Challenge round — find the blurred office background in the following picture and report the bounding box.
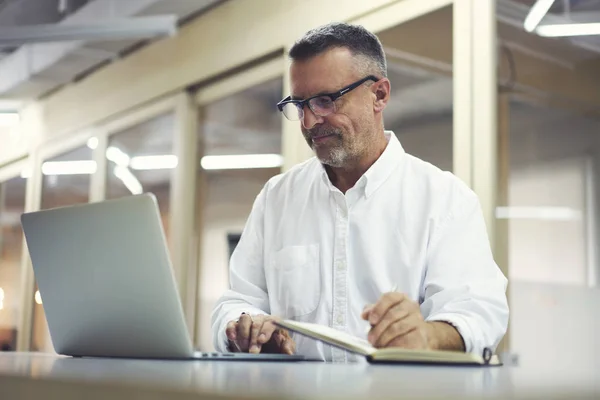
[0,0,598,365]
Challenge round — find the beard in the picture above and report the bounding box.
[302,126,349,167]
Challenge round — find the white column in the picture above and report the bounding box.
[192,109,207,348]
[471,0,499,246]
[16,152,42,351]
[89,129,107,203]
[496,93,510,279]
[453,0,499,247]
[497,92,511,353]
[453,0,474,188]
[587,155,599,288]
[454,0,509,353]
[170,92,199,340]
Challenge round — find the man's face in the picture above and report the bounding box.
[289,47,376,168]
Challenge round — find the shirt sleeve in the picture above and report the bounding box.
[210,185,271,352]
[420,187,509,355]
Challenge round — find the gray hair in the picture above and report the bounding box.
[289,22,387,78]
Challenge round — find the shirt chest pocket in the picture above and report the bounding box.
[267,244,321,319]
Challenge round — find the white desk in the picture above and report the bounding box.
[0,352,598,400]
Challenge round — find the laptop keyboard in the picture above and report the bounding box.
[193,351,234,358]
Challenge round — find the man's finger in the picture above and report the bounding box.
[376,315,420,348]
[361,304,374,320]
[226,320,241,352]
[273,329,295,355]
[248,317,265,354]
[368,304,410,345]
[256,320,278,345]
[281,338,295,355]
[225,320,238,342]
[368,292,406,325]
[236,313,253,352]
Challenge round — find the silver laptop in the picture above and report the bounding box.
[20,193,303,362]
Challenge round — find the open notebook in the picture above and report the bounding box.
[275,320,501,366]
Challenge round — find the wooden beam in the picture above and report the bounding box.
[171,92,199,338]
[496,93,511,354]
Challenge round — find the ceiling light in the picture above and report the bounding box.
[201,154,284,170]
[42,160,97,175]
[113,166,143,195]
[130,155,178,170]
[0,16,177,48]
[0,112,19,127]
[87,137,98,150]
[106,146,130,167]
[524,0,555,32]
[536,22,600,37]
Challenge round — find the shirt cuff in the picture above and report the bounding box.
[425,313,476,354]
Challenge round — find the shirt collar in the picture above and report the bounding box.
[319,130,405,197]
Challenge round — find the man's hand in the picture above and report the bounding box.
[361,292,465,351]
[225,314,296,355]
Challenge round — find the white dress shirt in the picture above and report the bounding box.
[211,131,509,362]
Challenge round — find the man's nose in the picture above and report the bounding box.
[301,106,324,130]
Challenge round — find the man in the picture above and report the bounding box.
[211,22,508,362]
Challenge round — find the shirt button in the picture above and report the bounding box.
[336,261,345,271]
[341,208,348,217]
[336,315,344,325]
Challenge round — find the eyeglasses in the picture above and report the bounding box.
[277,75,379,121]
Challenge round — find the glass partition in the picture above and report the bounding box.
[378,4,453,171]
[496,0,600,286]
[105,112,175,250]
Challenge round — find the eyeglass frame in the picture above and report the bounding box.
[276,75,380,120]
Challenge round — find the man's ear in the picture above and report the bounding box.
[373,78,391,113]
